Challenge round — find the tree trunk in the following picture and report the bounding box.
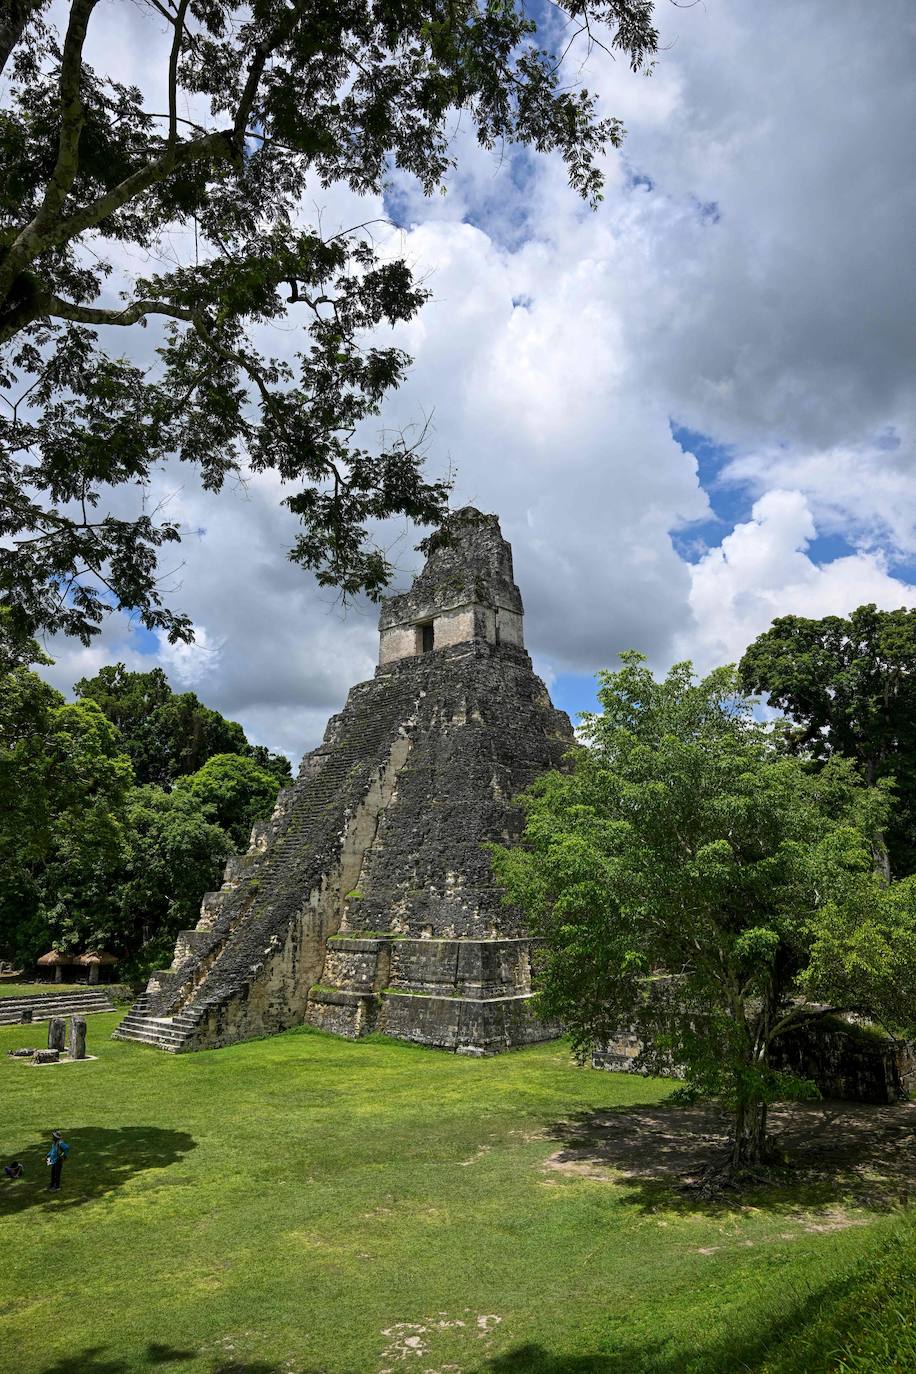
[0,0,42,77]
[730,1100,746,1169]
[731,1098,769,1168]
[747,1099,768,1164]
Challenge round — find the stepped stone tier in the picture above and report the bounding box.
[115,509,574,1054]
[0,989,115,1026]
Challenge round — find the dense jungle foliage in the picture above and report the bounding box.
[0,618,290,979]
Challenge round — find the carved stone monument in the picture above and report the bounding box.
[69,1016,87,1060]
[47,1017,66,1052]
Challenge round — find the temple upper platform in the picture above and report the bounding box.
[378,508,525,666]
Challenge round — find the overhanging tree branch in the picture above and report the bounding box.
[0,0,44,75]
[1,0,661,635]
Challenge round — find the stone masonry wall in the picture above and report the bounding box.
[126,507,573,1056]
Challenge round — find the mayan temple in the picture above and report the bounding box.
[115,508,573,1055]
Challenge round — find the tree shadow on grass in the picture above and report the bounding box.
[470,1248,901,1373]
[542,1099,916,1215]
[38,1258,896,1374]
[39,1350,350,1374]
[0,1126,196,1215]
[39,1347,195,1374]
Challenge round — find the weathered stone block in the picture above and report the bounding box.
[69,1016,87,1060]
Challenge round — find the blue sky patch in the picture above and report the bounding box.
[128,624,161,656]
[692,197,721,225]
[626,169,655,193]
[383,178,414,231]
[670,423,748,561]
[550,670,602,723]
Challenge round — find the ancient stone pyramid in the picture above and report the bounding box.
[115,508,573,1054]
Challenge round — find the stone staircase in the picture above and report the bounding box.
[0,989,115,1025]
[114,668,424,1052]
[112,996,204,1051]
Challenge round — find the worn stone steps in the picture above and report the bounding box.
[112,1018,189,1050]
[112,1000,204,1050]
[169,678,421,1026]
[0,990,115,1025]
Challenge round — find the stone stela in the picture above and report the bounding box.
[116,508,573,1055]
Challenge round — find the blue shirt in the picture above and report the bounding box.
[48,1141,69,1164]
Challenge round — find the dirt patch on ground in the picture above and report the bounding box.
[543,1100,916,1206]
[378,1311,502,1371]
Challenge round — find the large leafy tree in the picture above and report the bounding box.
[0,618,288,966]
[0,656,133,965]
[117,783,233,963]
[740,604,916,878]
[0,0,658,644]
[173,750,280,848]
[493,654,901,1172]
[75,662,291,784]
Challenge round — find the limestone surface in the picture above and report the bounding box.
[69,1016,87,1060]
[116,509,573,1054]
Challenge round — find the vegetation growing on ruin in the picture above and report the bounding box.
[2,1014,913,1374]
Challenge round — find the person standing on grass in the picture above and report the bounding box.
[46,1131,69,1192]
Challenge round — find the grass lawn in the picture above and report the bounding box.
[0,982,90,997]
[1,1013,912,1374]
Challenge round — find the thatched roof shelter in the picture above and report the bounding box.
[36,949,78,982]
[36,949,119,983]
[77,950,119,983]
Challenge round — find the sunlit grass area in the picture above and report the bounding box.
[1,1013,912,1374]
[0,982,91,997]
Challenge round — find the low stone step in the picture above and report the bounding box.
[117,1019,186,1038]
[113,1032,183,1052]
[115,1012,187,1034]
[0,995,115,1024]
[0,994,112,1010]
[118,1022,184,1037]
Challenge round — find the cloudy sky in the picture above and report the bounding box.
[34,1,916,760]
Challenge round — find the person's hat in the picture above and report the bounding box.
[51,1130,62,1140]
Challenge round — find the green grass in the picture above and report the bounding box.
[0,1014,911,1374]
[0,981,88,997]
[759,1217,916,1373]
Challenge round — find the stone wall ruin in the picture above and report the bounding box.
[116,509,573,1055]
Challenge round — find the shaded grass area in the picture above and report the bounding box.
[760,1217,916,1373]
[1,1013,912,1374]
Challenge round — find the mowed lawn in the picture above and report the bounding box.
[0,982,90,997]
[0,1014,909,1374]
